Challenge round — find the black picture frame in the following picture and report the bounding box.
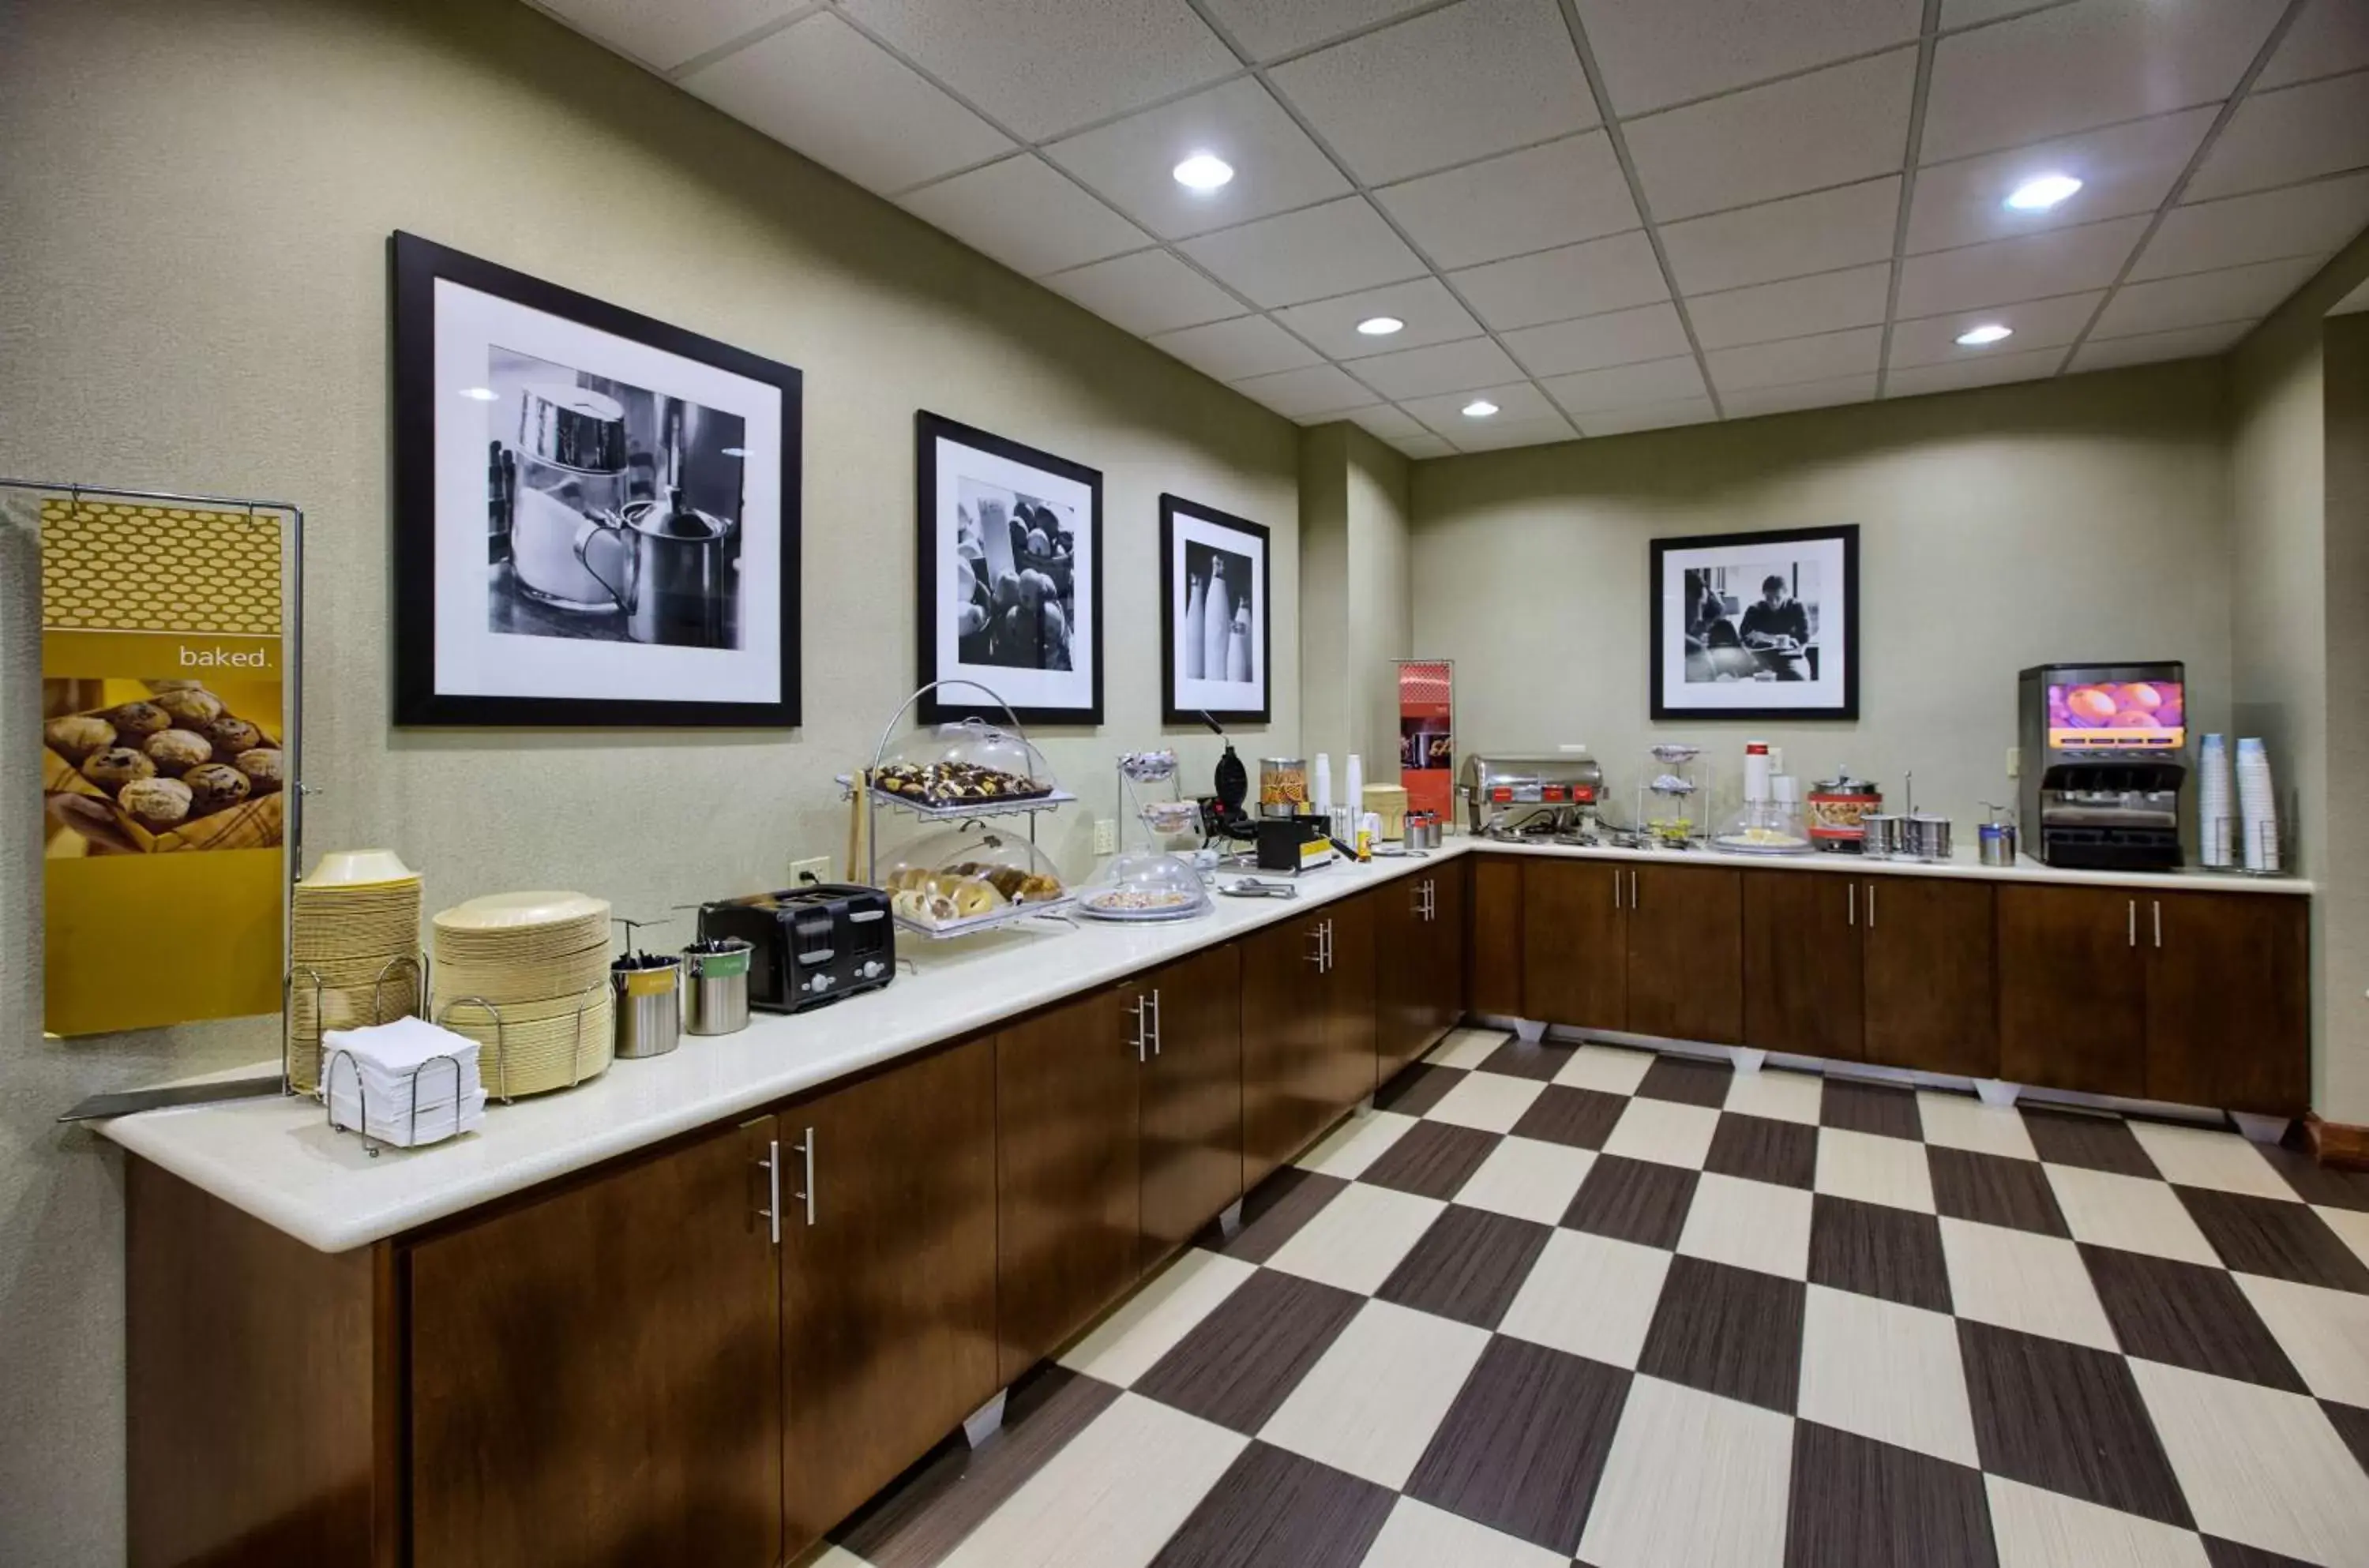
[391,230,803,727]
[915,411,1104,727]
[1650,523,1859,722]
[1159,493,1271,726]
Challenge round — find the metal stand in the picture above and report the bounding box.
[287,952,426,1095]
[324,1045,466,1158]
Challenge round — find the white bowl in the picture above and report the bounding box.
[303,849,420,887]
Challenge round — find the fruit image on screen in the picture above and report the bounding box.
[2048,680,2183,748]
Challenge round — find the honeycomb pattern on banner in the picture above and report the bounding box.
[39,498,283,633]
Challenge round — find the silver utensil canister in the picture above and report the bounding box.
[610,956,681,1059]
[1861,812,1906,858]
[1905,813,1953,862]
[682,940,752,1037]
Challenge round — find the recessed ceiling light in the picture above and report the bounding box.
[457,386,500,402]
[2004,173,2082,211]
[1357,316,1406,336]
[1172,152,1234,191]
[1462,399,1499,418]
[719,447,747,457]
[1956,324,2014,347]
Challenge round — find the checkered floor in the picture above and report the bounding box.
[820,1028,2369,1568]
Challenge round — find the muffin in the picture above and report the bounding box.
[81,747,157,792]
[203,715,263,758]
[43,714,116,764]
[182,763,251,815]
[118,776,193,831]
[233,747,283,795]
[143,729,214,776]
[152,687,224,730]
[106,701,171,740]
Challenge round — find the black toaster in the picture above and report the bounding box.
[696,883,895,1013]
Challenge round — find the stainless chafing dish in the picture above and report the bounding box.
[1457,751,1607,839]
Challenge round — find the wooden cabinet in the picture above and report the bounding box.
[1744,869,1864,1061]
[1132,943,1245,1266]
[1998,885,2153,1097]
[779,1037,998,1553]
[2146,891,2309,1114]
[1427,860,1470,1043]
[1469,854,1526,1015]
[1240,898,1376,1190]
[409,1118,783,1568]
[996,987,1140,1384]
[1628,864,1745,1046]
[1522,857,1625,1031]
[1327,889,1379,1108]
[1378,864,1469,1083]
[1864,876,1996,1078]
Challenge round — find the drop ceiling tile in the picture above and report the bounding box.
[681,15,1012,194]
[2183,73,2369,202]
[1376,133,1640,269]
[1894,214,2148,315]
[1198,0,1439,62]
[2069,319,2252,370]
[1395,433,1459,458]
[1043,77,1351,240]
[1272,278,1485,360]
[2089,254,2322,338]
[2134,173,2369,281]
[1402,381,1561,435]
[1342,403,1429,440]
[1721,373,1880,418]
[1454,416,1581,452]
[1688,264,1893,350]
[1922,0,2288,162]
[1231,362,1382,419]
[1271,0,1599,186]
[1624,50,1917,221]
[2258,0,2369,88]
[536,0,802,72]
[1503,301,1691,376]
[1150,315,1323,381]
[1886,344,2068,397]
[1707,326,1883,392]
[1887,291,2104,368]
[1575,0,1921,117]
[1181,197,1428,307]
[1576,397,1721,437]
[1351,336,1526,400]
[1940,0,2048,25]
[838,0,1238,141]
[1543,354,1710,413]
[1658,177,1902,294]
[1905,107,2217,253]
[1044,249,1246,336]
[899,156,1153,276]
[1447,231,1669,332]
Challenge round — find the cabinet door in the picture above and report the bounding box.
[1373,874,1432,1084]
[1864,877,1997,1078]
[1628,865,1744,1046]
[1523,858,1627,1030]
[1426,861,1470,1046]
[1998,885,2148,1096]
[1241,914,1332,1188]
[1326,891,1380,1112]
[2146,892,2310,1114]
[1138,943,1245,1264]
[997,987,1140,1384]
[781,1036,999,1553]
[411,1120,783,1568]
[1744,869,1864,1061]
[1468,854,1526,1015]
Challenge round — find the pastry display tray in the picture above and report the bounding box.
[892,895,1077,940]
[839,777,1077,820]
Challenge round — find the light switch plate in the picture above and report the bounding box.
[1093,817,1117,856]
[790,855,832,886]
[2005,746,2020,780]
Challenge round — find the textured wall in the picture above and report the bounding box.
[0,0,1298,1559]
[1299,426,1411,782]
[2323,314,2369,1123]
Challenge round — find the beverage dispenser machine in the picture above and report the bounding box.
[2017,662,2187,870]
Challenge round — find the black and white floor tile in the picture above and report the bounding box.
[820,1030,2369,1568]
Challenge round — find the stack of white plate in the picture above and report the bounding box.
[289,850,424,1094]
[430,891,615,1097]
[2236,738,2280,872]
[2198,734,2234,868]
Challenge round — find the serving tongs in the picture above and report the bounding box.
[1219,876,1300,899]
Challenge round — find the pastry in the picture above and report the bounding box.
[203,715,263,758]
[106,701,171,740]
[233,747,283,795]
[182,762,251,814]
[118,776,193,831]
[143,729,214,776]
[81,747,156,792]
[948,879,1005,918]
[152,688,224,729]
[43,714,115,764]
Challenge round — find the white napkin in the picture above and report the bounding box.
[321,1016,485,1146]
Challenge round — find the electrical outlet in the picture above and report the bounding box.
[1093,816,1117,856]
[2005,746,2021,781]
[790,854,832,886]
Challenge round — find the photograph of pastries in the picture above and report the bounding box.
[42,677,285,857]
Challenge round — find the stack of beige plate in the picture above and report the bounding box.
[429,891,614,1097]
[289,850,424,1093]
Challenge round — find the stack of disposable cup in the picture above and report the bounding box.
[2198,734,2233,868]
[2236,737,2279,872]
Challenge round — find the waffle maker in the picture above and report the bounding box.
[1196,712,1256,842]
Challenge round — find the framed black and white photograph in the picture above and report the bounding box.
[1650,524,1858,721]
[1160,494,1270,725]
[916,411,1102,726]
[392,231,802,726]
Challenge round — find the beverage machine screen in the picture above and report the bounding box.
[2046,678,2184,750]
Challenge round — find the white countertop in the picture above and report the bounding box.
[101,834,2309,1255]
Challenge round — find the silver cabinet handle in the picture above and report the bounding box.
[2127,898,2137,948]
[757,1138,782,1246]
[1308,921,1327,969]
[1324,918,1335,973]
[1151,987,1163,1056]
[792,1127,816,1226]
[1866,883,1875,928]
[1128,992,1147,1062]
[1848,883,1856,927]
[1612,868,1622,910]
[2153,900,2162,949]
[1629,869,1640,910]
